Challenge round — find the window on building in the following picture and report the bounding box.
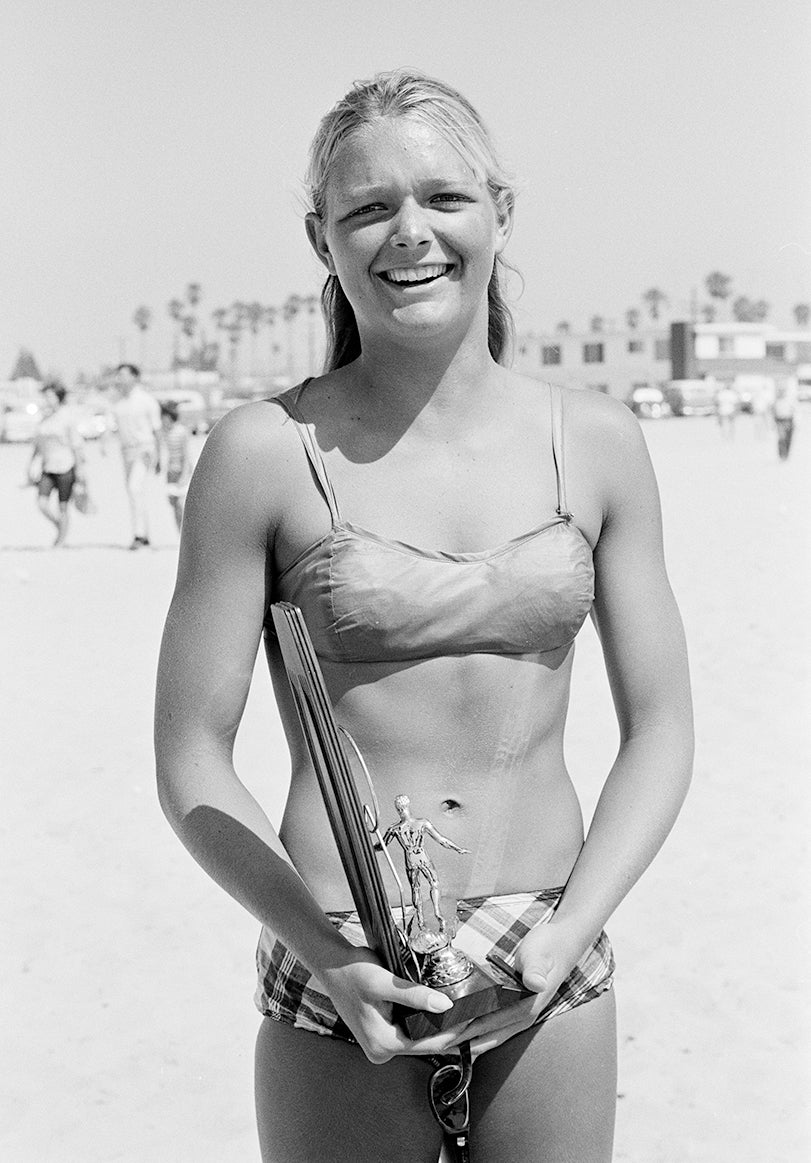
[583,342,604,364]
[718,336,734,355]
[631,381,650,391]
[765,343,785,359]
[654,338,670,360]
[541,345,562,365]
[628,339,645,354]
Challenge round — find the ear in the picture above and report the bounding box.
[305,212,337,275]
[493,198,514,256]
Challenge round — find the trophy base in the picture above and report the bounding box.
[396,962,531,1040]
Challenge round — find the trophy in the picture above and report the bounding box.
[270,602,529,1038]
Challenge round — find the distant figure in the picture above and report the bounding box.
[772,378,798,461]
[160,402,191,532]
[28,380,85,547]
[714,383,738,440]
[382,795,469,937]
[111,363,161,549]
[751,381,773,439]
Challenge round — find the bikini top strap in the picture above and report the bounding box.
[548,383,571,519]
[272,380,342,523]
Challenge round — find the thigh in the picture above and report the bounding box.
[55,470,75,503]
[125,453,147,488]
[254,1018,444,1163]
[38,473,55,499]
[470,988,617,1163]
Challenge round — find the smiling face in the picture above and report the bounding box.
[307,116,511,352]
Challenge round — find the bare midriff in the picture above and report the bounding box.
[266,640,585,912]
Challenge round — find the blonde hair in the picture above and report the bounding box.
[306,68,516,370]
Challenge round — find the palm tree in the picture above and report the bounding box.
[793,303,810,327]
[701,304,716,323]
[732,297,769,323]
[625,308,640,330]
[245,302,265,377]
[641,288,668,321]
[555,321,570,334]
[186,282,202,309]
[283,294,302,381]
[132,305,152,369]
[705,272,732,317]
[181,314,197,364]
[168,298,184,370]
[589,315,604,333]
[264,306,280,376]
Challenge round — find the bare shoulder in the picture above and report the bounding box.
[560,385,653,492]
[191,398,303,499]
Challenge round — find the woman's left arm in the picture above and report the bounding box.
[550,402,694,940]
[458,402,693,1057]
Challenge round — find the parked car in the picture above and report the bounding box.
[1,401,41,442]
[796,364,811,403]
[662,379,716,417]
[151,388,208,434]
[626,386,671,419]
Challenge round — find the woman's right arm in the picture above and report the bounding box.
[154,404,451,1059]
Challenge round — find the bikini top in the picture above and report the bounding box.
[268,381,594,662]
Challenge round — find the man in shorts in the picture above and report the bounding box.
[111,363,161,549]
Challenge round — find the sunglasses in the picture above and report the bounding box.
[427,1042,472,1161]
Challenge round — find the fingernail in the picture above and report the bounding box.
[429,995,453,1012]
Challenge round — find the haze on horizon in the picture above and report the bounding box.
[1,0,809,380]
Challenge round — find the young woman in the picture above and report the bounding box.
[29,380,85,547]
[155,70,693,1162]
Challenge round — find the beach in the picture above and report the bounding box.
[2,411,809,1162]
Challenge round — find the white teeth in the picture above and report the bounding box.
[383,264,450,283]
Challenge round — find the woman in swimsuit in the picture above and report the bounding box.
[155,70,693,1162]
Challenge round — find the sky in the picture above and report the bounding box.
[1,0,809,379]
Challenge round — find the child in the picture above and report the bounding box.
[159,403,191,531]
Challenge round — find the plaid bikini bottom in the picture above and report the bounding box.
[255,887,614,1043]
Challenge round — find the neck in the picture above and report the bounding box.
[351,328,502,433]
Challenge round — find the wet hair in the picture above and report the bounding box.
[160,402,180,422]
[115,363,140,378]
[42,379,68,404]
[306,68,516,371]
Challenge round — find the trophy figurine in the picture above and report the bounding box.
[381,795,473,987]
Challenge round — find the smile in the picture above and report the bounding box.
[379,264,453,285]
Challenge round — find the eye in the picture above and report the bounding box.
[345,202,387,219]
[430,192,472,207]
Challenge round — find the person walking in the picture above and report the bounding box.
[772,377,798,460]
[714,382,738,440]
[28,380,85,547]
[159,402,191,532]
[155,69,693,1162]
[111,363,161,548]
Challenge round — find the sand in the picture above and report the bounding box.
[2,411,809,1162]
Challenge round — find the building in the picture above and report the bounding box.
[515,319,811,400]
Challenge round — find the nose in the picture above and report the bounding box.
[390,199,431,249]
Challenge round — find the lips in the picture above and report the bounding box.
[379,263,453,285]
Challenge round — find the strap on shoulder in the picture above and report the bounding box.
[270,381,341,523]
[548,383,571,519]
